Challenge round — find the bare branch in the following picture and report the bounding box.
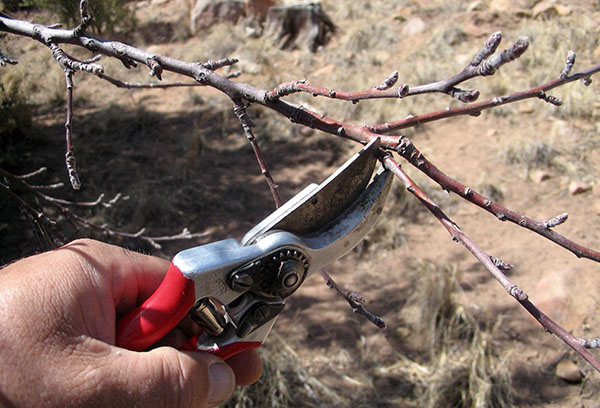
[63,69,81,190]
[380,153,600,373]
[319,269,386,329]
[369,60,600,133]
[232,99,282,208]
[394,137,600,262]
[73,0,93,36]
[0,168,206,249]
[0,49,17,66]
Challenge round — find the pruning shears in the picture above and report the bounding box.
[116,138,392,359]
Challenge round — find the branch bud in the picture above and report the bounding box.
[543,213,568,229]
[471,31,502,66]
[375,70,398,90]
[559,50,576,79]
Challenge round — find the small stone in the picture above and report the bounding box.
[531,169,550,183]
[532,2,572,18]
[518,103,535,114]
[467,0,487,12]
[489,0,512,12]
[401,17,426,36]
[300,127,314,137]
[569,181,592,195]
[555,359,582,383]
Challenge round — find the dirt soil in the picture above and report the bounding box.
[2,0,600,406]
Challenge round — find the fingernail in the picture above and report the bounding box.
[208,363,234,406]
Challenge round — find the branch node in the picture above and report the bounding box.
[202,58,239,71]
[471,31,502,66]
[74,0,93,36]
[490,256,513,271]
[583,77,592,86]
[147,56,163,80]
[544,213,568,229]
[509,285,528,301]
[0,51,18,66]
[452,88,480,103]
[559,50,576,79]
[337,126,346,136]
[538,91,562,106]
[348,292,367,305]
[375,70,398,90]
[65,151,81,190]
[584,338,600,349]
[397,83,409,97]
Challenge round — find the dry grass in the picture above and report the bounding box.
[499,136,560,176]
[223,338,345,408]
[224,260,512,407]
[379,260,513,408]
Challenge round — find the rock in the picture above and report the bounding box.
[532,1,572,19]
[243,0,276,21]
[569,181,592,195]
[518,103,535,114]
[555,359,582,383]
[264,2,335,52]
[401,17,426,36]
[190,0,245,33]
[467,0,487,12]
[489,0,513,12]
[531,169,551,183]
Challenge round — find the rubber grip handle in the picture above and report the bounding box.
[116,263,196,351]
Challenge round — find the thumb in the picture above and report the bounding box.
[107,347,236,408]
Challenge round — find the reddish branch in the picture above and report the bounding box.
[232,99,282,208]
[393,136,600,262]
[2,6,600,374]
[319,269,385,328]
[379,153,600,373]
[265,33,526,104]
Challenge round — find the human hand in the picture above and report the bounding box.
[0,239,262,407]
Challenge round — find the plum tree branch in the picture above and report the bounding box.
[2,5,600,376]
[0,168,207,249]
[379,153,600,373]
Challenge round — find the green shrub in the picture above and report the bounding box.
[3,0,135,34]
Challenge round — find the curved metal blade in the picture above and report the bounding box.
[242,138,381,246]
[302,167,392,274]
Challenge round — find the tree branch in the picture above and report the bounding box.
[379,153,600,373]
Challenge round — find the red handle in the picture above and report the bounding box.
[116,263,196,351]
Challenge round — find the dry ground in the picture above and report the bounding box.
[1,0,600,406]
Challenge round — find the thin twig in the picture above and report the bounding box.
[0,168,207,249]
[232,98,282,208]
[393,136,600,262]
[63,69,81,190]
[380,153,600,373]
[319,269,386,328]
